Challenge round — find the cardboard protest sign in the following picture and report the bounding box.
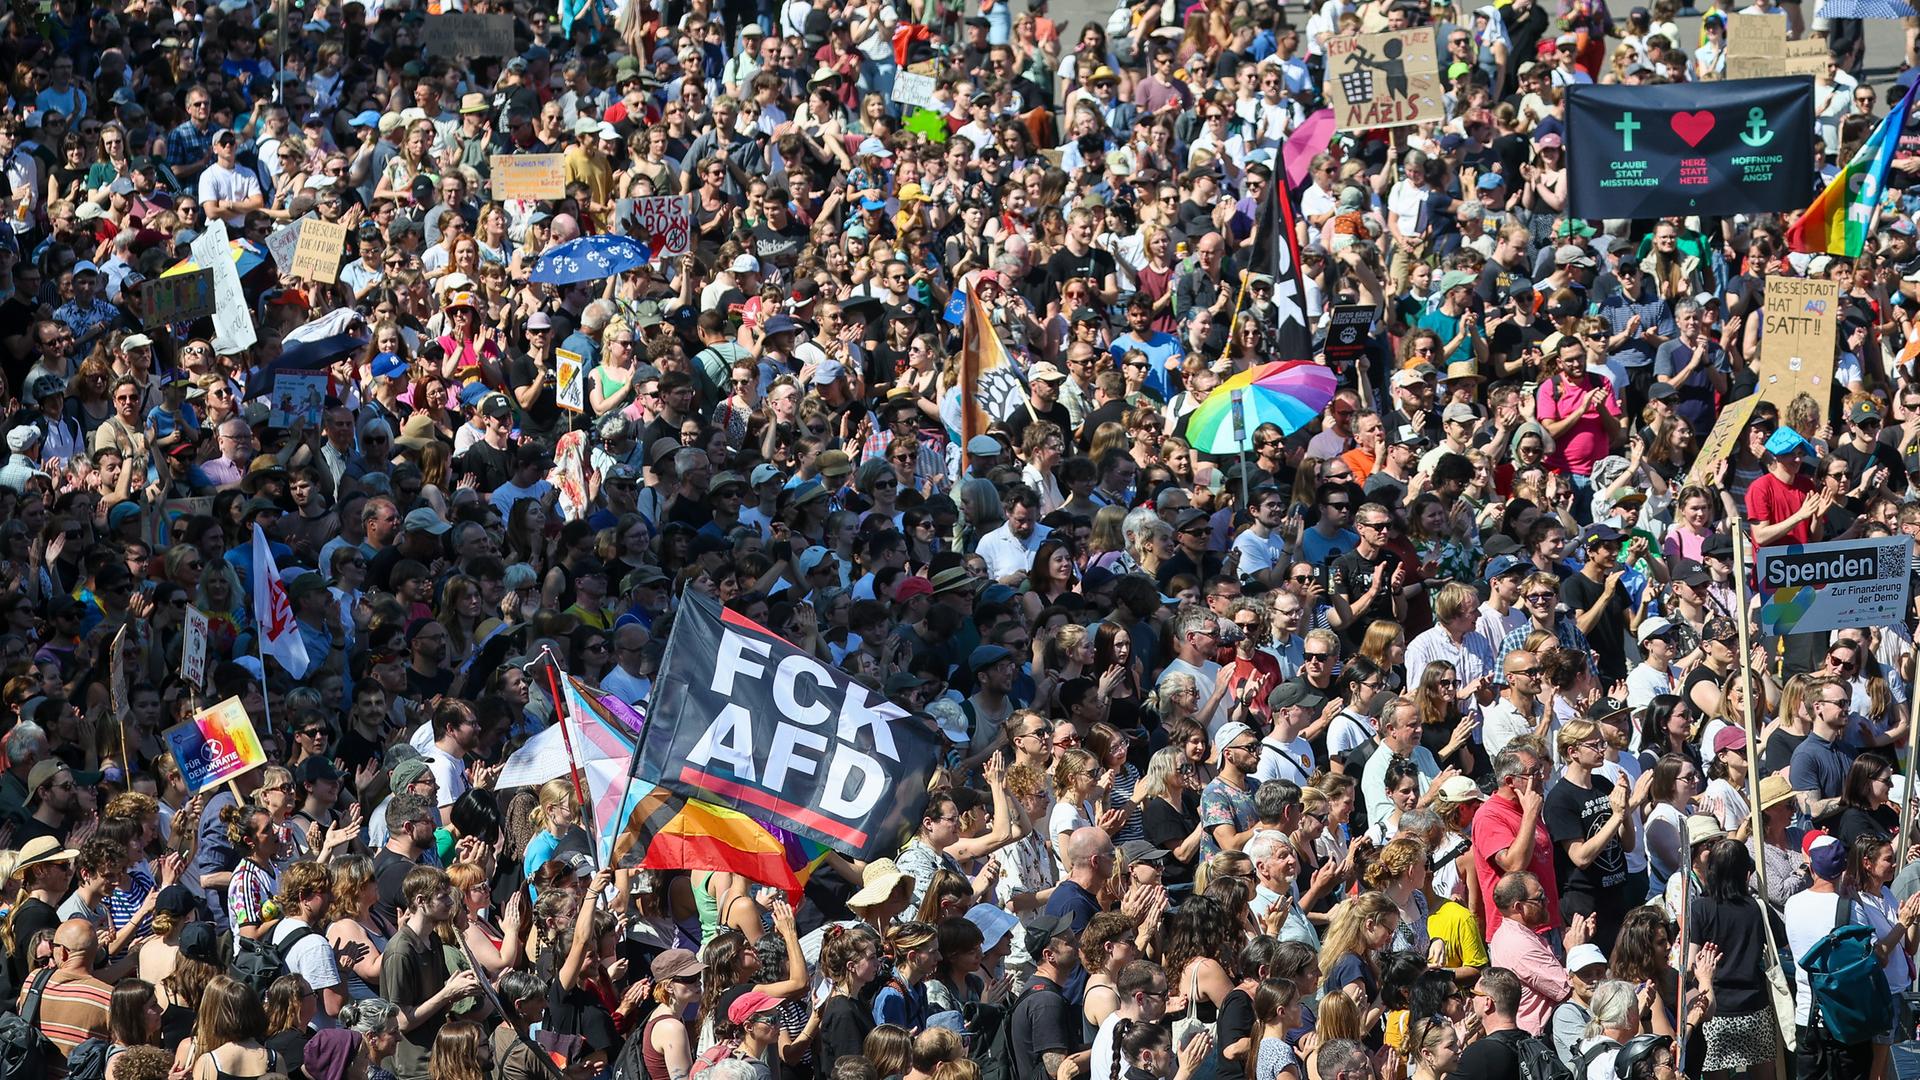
[555,348,585,412]
[290,218,347,284]
[1565,78,1812,219]
[265,214,309,275]
[1756,535,1912,637]
[423,13,515,57]
[164,696,267,793]
[1324,306,1376,366]
[181,606,209,689]
[1756,275,1840,407]
[1685,393,1763,487]
[616,196,691,259]
[637,591,944,858]
[1726,13,1785,58]
[1324,29,1443,132]
[128,269,215,328]
[492,154,567,200]
[892,70,939,111]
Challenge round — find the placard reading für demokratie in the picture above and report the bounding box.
[636,591,942,860]
[1755,535,1912,638]
[1566,78,1812,220]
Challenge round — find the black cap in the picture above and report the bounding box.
[154,885,195,917]
[297,757,342,785]
[179,921,219,964]
[1021,912,1075,957]
[1701,533,1734,558]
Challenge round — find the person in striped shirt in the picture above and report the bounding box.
[15,919,111,1062]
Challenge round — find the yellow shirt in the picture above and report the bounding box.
[564,145,613,206]
[1428,898,1490,969]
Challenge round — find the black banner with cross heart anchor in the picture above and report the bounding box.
[1565,77,1814,221]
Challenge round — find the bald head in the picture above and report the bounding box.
[1067,826,1114,870]
[53,919,94,968]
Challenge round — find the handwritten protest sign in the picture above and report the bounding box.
[265,214,309,275]
[1324,29,1442,132]
[181,606,209,689]
[164,696,267,794]
[616,196,691,259]
[892,70,939,111]
[492,154,566,200]
[190,222,256,354]
[423,13,515,57]
[1686,394,1763,487]
[1757,275,1839,407]
[291,218,347,283]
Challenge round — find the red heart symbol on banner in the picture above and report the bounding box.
[1670,111,1715,148]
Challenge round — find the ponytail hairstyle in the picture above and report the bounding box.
[1406,1013,1457,1068]
[1249,976,1300,1079]
[529,779,575,832]
[820,923,881,994]
[1110,1019,1172,1080]
[222,802,272,850]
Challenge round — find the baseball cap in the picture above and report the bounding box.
[479,393,514,419]
[1484,554,1525,582]
[1764,427,1811,456]
[403,508,451,535]
[1021,912,1075,957]
[1712,727,1747,755]
[1635,616,1674,644]
[750,464,783,486]
[1566,943,1608,974]
[1583,523,1623,545]
[1214,721,1255,764]
[1554,244,1596,268]
[969,644,1014,671]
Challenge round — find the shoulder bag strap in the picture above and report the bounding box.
[20,967,53,1029]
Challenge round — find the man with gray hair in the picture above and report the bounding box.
[1652,295,1728,439]
[1158,604,1227,736]
[0,721,47,821]
[1472,740,1556,938]
[1315,1039,1373,1080]
[561,298,615,377]
[1359,695,1449,825]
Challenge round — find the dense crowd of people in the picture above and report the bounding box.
[0,0,1919,1079]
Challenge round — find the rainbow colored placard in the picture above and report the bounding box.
[163,696,268,794]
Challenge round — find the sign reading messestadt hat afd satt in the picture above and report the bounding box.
[636,591,944,860]
[1755,535,1913,638]
[1565,78,1813,220]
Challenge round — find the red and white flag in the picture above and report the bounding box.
[251,523,311,677]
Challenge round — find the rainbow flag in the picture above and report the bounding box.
[611,779,802,892]
[1788,77,1920,257]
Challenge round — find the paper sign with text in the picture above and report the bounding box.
[291,219,348,284]
[165,696,267,794]
[1757,275,1840,407]
[616,196,691,260]
[892,71,939,111]
[181,606,209,689]
[190,221,257,354]
[1324,29,1443,132]
[423,13,515,57]
[1685,394,1763,487]
[492,154,567,200]
[129,269,216,328]
[265,214,309,276]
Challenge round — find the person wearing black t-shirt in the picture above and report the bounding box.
[453,394,516,492]
[1545,721,1633,954]
[1045,213,1120,302]
[506,313,562,438]
[1451,968,1528,1080]
[1832,397,1908,498]
[1004,363,1075,451]
[1560,525,1633,681]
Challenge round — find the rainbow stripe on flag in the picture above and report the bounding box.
[1788,77,1920,257]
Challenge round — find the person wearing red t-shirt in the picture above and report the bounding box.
[1746,426,1828,546]
[1472,740,1560,936]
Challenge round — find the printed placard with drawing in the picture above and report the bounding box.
[1324,29,1442,132]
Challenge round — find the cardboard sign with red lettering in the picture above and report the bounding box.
[1325,29,1443,132]
[616,197,691,260]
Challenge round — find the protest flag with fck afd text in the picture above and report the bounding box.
[635,591,943,860]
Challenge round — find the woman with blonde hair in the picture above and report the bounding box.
[1048,749,1107,866]
[523,778,585,885]
[325,855,386,1000]
[1357,621,1408,692]
[3,841,74,982]
[183,975,277,1080]
[427,1020,491,1080]
[1084,504,1130,570]
[1317,892,1400,1031]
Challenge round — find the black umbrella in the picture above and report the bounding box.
[249,333,368,399]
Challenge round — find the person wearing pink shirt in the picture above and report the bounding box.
[1472,742,1559,937]
[1488,869,1593,1035]
[1661,485,1718,563]
[1536,334,1624,482]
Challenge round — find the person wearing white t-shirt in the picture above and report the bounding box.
[1232,488,1293,588]
[272,861,348,1022]
[421,700,482,817]
[1325,656,1389,762]
[197,129,265,228]
[1624,617,1682,711]
[1482,651,1552,761]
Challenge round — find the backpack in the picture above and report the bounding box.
[1490,1028,1575,1080]
[64,1038,114,1080]
[1802,893,1895,1045]
[229,925,318,996]
[687,1041,741,1080]
[974,988,1030,1080]
[0,969,60,1080]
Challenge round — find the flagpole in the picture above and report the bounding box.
[1223,268,1254,358]
[539,646,594,858]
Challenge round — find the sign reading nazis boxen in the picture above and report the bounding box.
[1755,535,1913,638]
[636,591,943,859]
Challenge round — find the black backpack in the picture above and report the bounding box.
[1490,1028,1575,1080]
[973,988,1030,1080]
[64,1038,114,1080]
[0,969,61,1080]
[229,925,318,996]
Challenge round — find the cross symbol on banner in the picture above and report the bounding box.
[1615,112,1641,152]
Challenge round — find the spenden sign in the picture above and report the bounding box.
[1755,535,1912,638]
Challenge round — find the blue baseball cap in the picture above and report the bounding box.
[1484,554,1525,582]
[1764,427,1811,457]
[1476,172,1507,191]
[371,352,409,380]
[348,110,383,128]
[969,645,1013,672]
[456,381,491,408]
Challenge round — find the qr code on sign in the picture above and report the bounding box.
[1339,70,1376,104]
[1879,544,1905,581]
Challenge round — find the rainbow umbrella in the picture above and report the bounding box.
[1184,360,1338,455]
[164,239,268,279]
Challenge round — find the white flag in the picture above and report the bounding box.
[251,523,311,677]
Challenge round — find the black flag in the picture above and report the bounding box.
[1247,176,1313,363]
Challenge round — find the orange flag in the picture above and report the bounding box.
[959,287,1025,469]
